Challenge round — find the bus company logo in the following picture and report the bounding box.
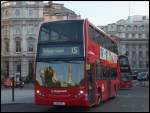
[100,46,118,64]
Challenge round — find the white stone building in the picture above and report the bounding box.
[98,15,149,72]
[1,1,43,81]
[1,1,82,82]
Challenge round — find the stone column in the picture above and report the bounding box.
[21,58,28,80]
[136,44,139,70]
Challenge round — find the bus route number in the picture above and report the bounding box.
[71,47,79,55]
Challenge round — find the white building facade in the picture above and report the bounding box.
[99,15,149,72]
[1,1,43,81]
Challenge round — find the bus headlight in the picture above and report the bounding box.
[36,90,45,97]
[36,90,40,94]
[80,90,84,94]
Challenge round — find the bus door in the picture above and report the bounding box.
[106,68,111,98]
[87,64,96,104]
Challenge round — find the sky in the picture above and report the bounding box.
[52,1,149,26]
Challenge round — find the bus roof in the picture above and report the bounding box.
[41,19,85,24]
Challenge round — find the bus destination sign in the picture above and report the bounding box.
[40,46,80,57]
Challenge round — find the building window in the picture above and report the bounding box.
[16,27,21,34]
[140,25,144,31]
[5,10,9,16]
[29,9,33,16]
[27,26,34,34]
[126,25,131,31]
[26,1,35,5]
[28,42,34,52]
[143,16,146,20]
[16,40,21,52]
[5,40,9,52]
[15,9,20,16]
[134,25,137,31]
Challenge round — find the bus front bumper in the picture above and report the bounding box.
[35,94,90,107]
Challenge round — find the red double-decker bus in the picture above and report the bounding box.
[34,19,120,107]
[118,55,132,89]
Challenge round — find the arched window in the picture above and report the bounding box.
[126,25,131,31]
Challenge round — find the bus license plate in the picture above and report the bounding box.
[53,102,65,105]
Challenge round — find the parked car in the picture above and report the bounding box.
[137,72,148,81]
[3,78,12,88]
[132,71,139,80]
[3,77,24,88]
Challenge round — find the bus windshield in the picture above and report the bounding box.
[36,61,84,88]
[39,20,84,42]
[37,20,84,59]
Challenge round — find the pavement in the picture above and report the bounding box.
[1,83,34,104]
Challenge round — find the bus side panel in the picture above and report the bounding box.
[110,79,119,97]
[99,80,109,101]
